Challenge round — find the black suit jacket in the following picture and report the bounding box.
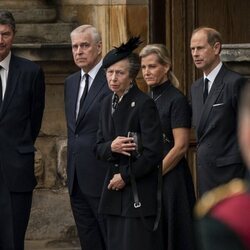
[64,67,111,197]
[191,64,246,194]
[0,54,45,192]
[96,84,163,217]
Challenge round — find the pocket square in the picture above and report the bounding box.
[213,103,224,107]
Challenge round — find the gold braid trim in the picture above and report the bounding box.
[195,178,248,219]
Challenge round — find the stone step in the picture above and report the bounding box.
[15,23,76,43]
[0,0,53,8]
[25,240,80,250]
[6,8,57,23]
[12,43,73,62]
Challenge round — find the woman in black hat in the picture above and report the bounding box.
[95,37,164,250]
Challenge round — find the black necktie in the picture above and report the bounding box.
[79,73,89,111]
[0,66,2,107]
[203,78,209,103]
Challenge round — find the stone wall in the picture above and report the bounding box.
[55,0,149,90]
[221,44,250,78]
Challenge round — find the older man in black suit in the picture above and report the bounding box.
[190,27,246,196]
[0,11,45,250]
[64,25,110,250]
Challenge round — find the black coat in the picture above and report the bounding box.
[64,67,111,197]
[191,64,246,195]
[0,54,45,192]
[96,84,163,217]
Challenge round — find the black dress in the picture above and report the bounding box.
[151,80,196,250]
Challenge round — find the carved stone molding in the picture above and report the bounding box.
[221,44,250,77]
[221,44,250,62]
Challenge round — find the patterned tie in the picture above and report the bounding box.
[112,93,119,111]
[203,78,209,103]
[79,73,89,111]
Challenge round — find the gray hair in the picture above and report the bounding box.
[0,10,16,32]
[70,24,101,43]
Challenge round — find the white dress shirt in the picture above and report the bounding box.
[75,59,103,117]
[204,61,222,93]
[0,52,11,100]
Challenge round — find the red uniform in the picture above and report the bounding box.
[194,178,250,250]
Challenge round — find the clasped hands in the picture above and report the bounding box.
[108,173,125,191]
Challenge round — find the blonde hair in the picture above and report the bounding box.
[139,44,179,88]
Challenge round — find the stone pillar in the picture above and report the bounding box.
[54,0,148,51]
[55,0,149,90]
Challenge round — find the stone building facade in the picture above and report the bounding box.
[1,0,250,247]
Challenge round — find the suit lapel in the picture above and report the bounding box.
[76,68,106,126]
[67,72,81,130]
[193,79,204,130]
[197,66,226,139]
[107,97,116,137]
[0,55,20,118]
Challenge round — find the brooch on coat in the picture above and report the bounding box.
[131,101,136,107]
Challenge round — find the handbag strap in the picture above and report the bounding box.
[129,157,162,232]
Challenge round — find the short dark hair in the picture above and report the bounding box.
[0,10,16,32]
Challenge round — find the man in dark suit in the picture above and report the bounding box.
[193,82,250,250]
[0,11,45,250]
[190,27,246,196]
[64,25,110,250]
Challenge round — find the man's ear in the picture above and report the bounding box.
[213,42,221,55]
[97,41,102,55]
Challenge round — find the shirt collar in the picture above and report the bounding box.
[204,61,222,83]
[0,51,11,71]
[81,59,103,80]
